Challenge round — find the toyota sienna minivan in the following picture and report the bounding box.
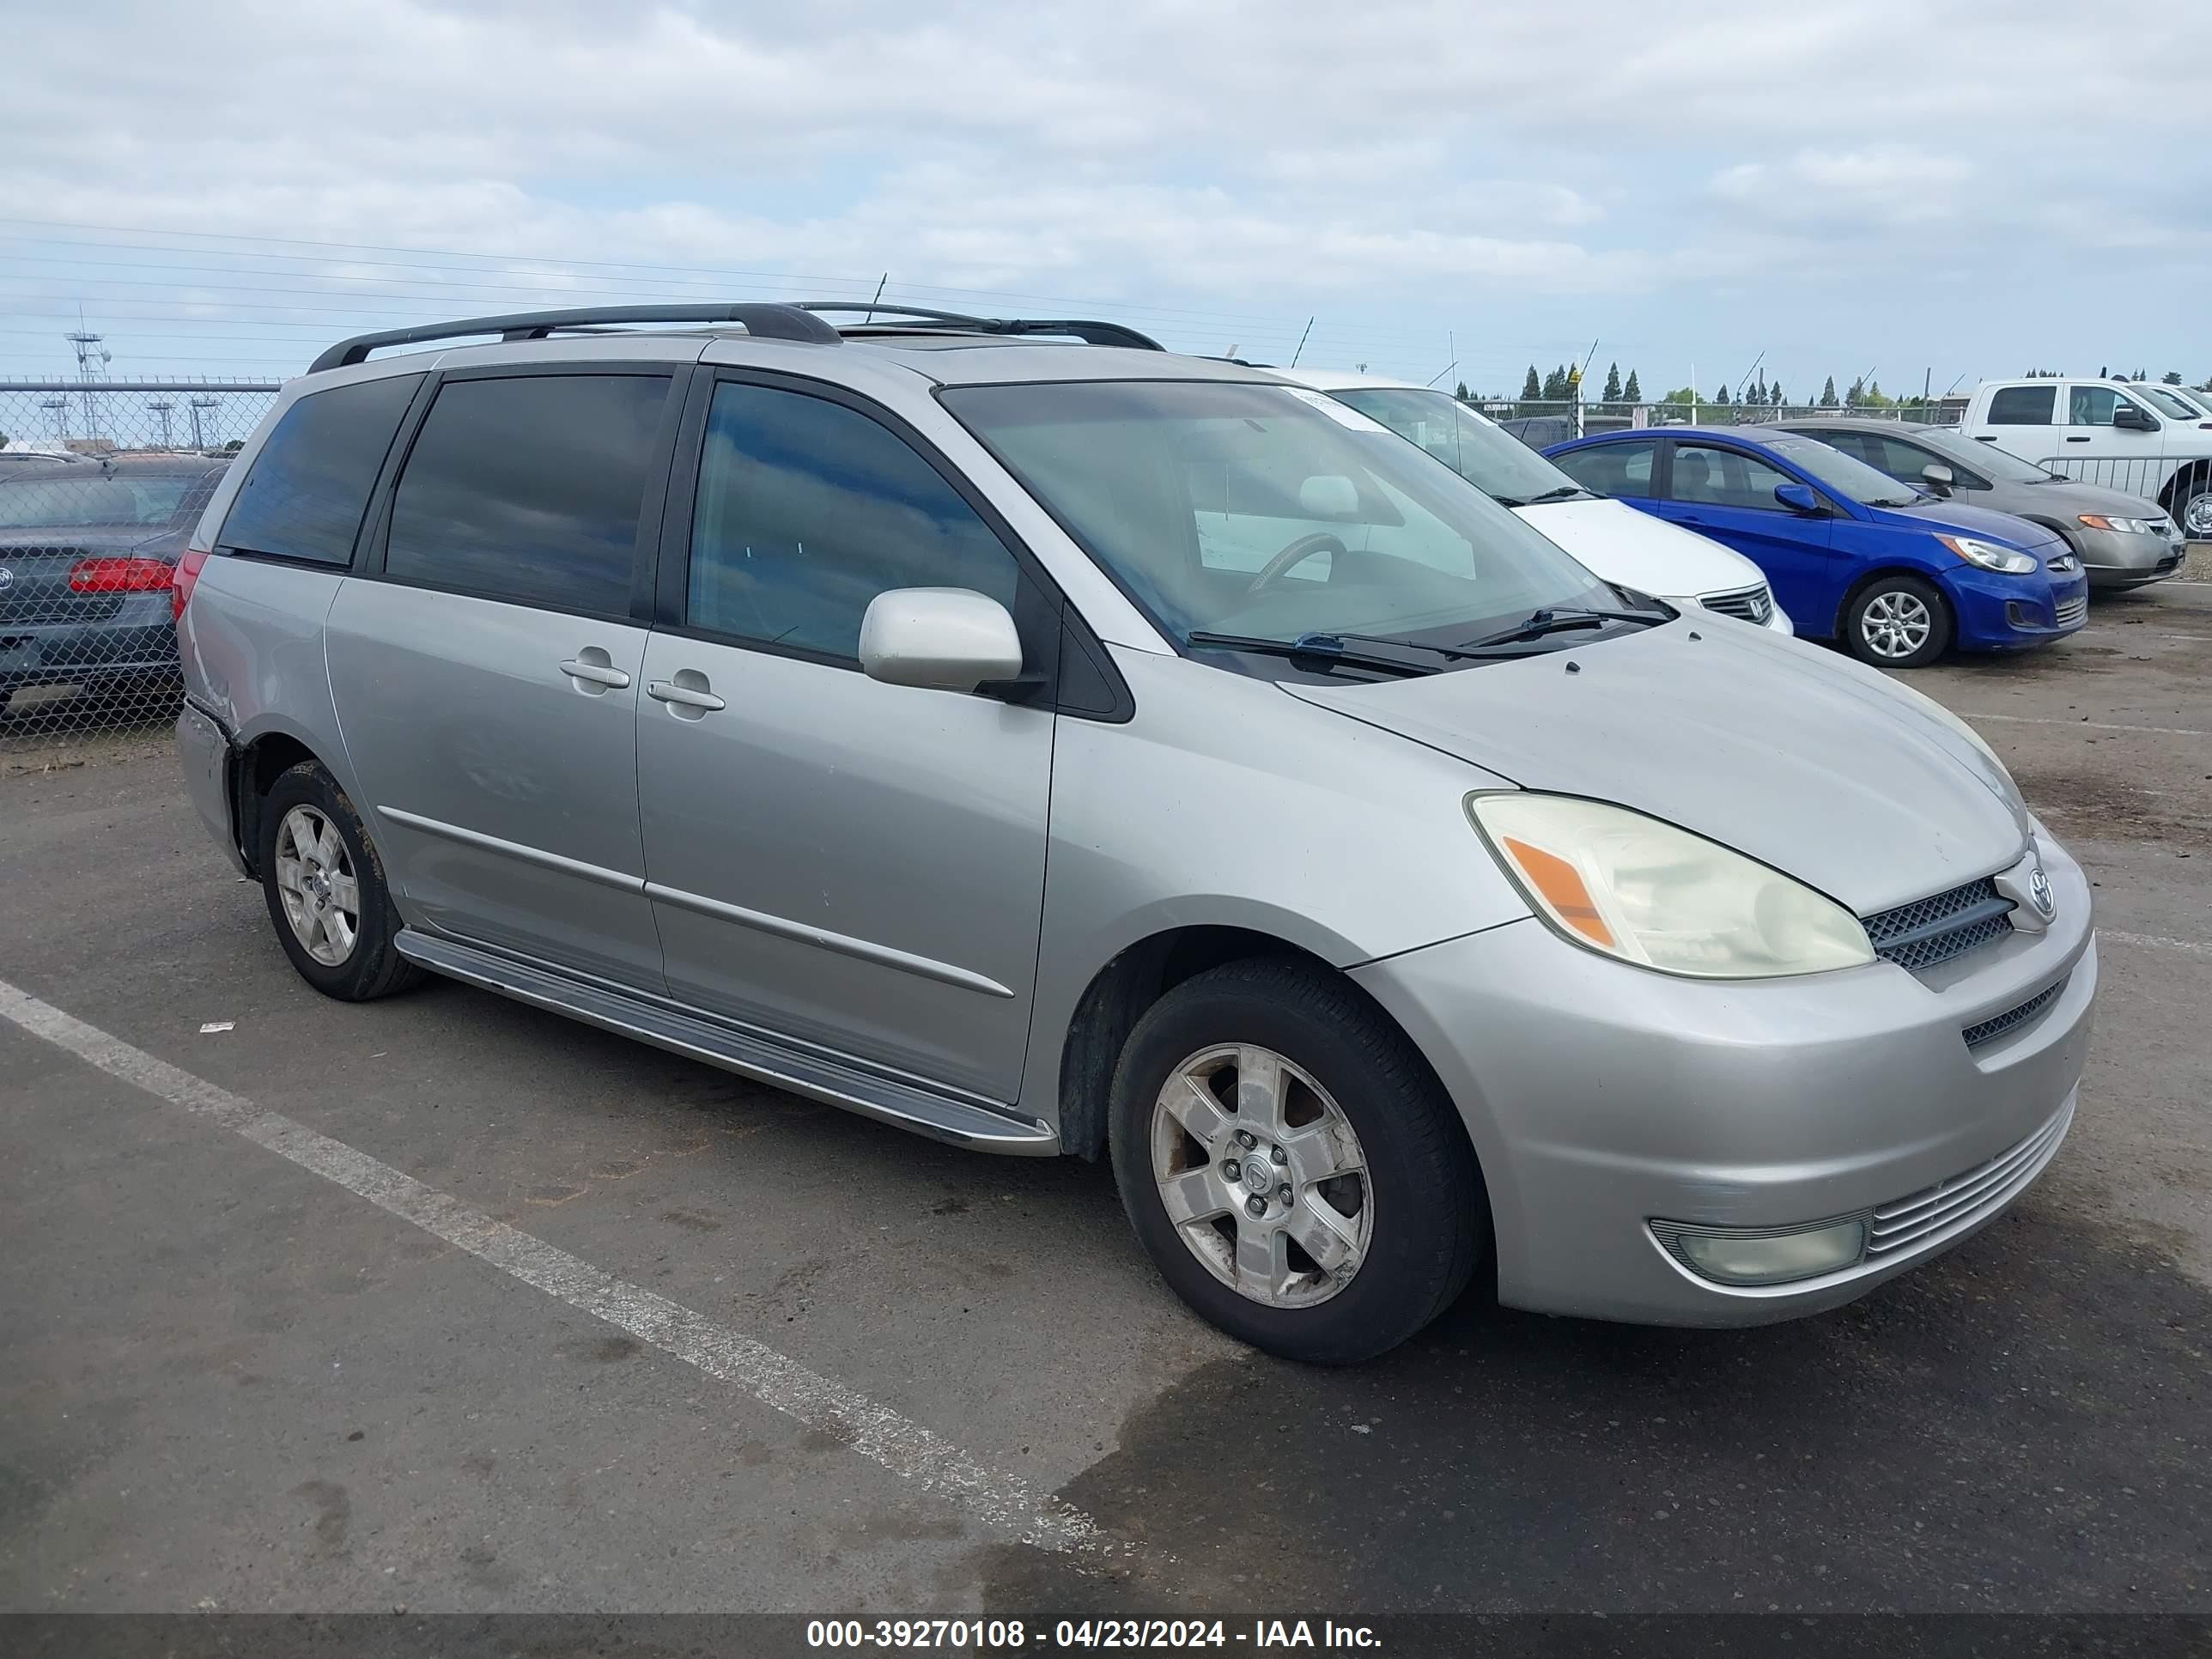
[174,301,2096,1363]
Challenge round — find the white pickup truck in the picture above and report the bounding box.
[1954,377,2212,540]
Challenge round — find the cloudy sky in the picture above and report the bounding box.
[3,0,2207,397]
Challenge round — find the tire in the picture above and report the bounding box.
[256,760,423,1001]
[1844,573,1952,669]
[1108,957,1486,1364]
[2171,474,2212,542]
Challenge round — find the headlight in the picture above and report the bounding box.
[1467,793,1875,979]
[1937,533,2038,574]
[2076,514,2157,535]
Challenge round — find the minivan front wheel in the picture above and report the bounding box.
[258,762,422,1001]
[1845,574,1951,668]
[1109,959,1486,1364]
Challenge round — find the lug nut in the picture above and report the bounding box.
[1223,1158,1242,1182]
[1278,1184,1293,1205]
[1236,1129,1257,1150]
[1245,1195,1267,1218]
[1269,1144,1287,1165]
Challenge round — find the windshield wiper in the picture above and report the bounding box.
[1455,606,1668,651]
[1521,485,1592,504]
[1184,630,1437,678]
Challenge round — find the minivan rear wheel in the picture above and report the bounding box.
[257,761,422,1001]
[1844,574,1951,669]
[1109,958,1486,1364]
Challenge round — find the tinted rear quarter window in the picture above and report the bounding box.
[218,374,424,564]
[385,374,670,616]
[1985,385,2055,426]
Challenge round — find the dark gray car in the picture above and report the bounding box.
[0,452,229,716]
[1767,417,2185,591]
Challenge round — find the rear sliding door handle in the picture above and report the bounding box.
[560,656,631,689]
[647,678,726,713]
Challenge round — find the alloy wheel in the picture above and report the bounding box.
[274,805,361,967]
[1861,590,1933,660]
[1149,1043,1372,1308]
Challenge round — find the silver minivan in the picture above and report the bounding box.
[175,302,2096,1363]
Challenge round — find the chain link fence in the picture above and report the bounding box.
[1,380,276,756]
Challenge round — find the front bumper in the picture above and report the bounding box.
[1352,826,2095,1327]
[2077,526,2186,589]
[1947,565,2089,649]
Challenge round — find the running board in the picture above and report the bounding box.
[395,928,1059,1155]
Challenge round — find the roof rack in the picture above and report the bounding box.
[307,302,843,373]
[797,302,1164,352]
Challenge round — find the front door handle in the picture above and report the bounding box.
[560,653,631,690]
[2064,435,2091,443]
[647,678,726,713]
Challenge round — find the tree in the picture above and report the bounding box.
[1844,375,1866,407]
[1622,369,1641,402]
[1601,362,1622,403]
[1455,380,1470,402]
[1657,385,1698,410]
[1713,383,1731,406]
[2163,370,2184,385]
[1819,376,1838,408]
[1770,381,1786,407]
[1541,364,1570,399]
[1521,365,1541,399]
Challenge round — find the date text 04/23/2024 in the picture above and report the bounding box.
[805,1619,1382,1649]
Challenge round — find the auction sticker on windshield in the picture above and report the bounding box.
[1279,386,1392,432]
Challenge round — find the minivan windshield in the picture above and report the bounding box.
[943,380,1623,658]
[1327,386,1592,507]
[1757,433,1923,508]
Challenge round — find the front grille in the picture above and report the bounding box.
[1963,977,2067,1048]
[1699,583,1774,625]
[1866,1104,2071,1258]
[2054,594,2087,629]
[1863,877,2015,972]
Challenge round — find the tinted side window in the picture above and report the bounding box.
[1672,444,1792,511]
[2066,386,2124,427]
[218,374,423,564]
[385,374,667,615]
[686,383,1020,660]
[1551,440,1656,496]
[1986,385,2055,426]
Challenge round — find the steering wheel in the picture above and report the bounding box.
[1246,532,1349,597]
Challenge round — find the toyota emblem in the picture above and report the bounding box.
[2028,865,2055,920]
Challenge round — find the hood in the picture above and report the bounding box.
[1990,477,2179,524]
[1514,497,1768,599]
[1284,617,2027,916]
[1876,498,2069,556]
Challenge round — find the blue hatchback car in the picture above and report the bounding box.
[1545,427,2087,667]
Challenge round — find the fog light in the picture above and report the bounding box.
[1650,1217,1868,1286]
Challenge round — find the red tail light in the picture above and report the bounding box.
[170,549,210,623]
[70,556,177,594]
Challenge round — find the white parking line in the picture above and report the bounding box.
[0,977,1109,1559]
[1960,712,2209,738]
[2105,930,2212,958]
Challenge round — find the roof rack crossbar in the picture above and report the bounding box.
[307,302,842,373]
[794,302,1164,352]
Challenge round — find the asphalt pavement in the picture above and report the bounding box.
[2,583,2207,1628]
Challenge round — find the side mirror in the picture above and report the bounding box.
[1773,482,1825,514]
[859,587,1023,694]
[2112,403,2160,432]
[1298,474,1361,519]
[1921,461,1955,494]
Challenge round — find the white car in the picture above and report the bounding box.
[1954,376,2212,540]
[1273,369,1794,634]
